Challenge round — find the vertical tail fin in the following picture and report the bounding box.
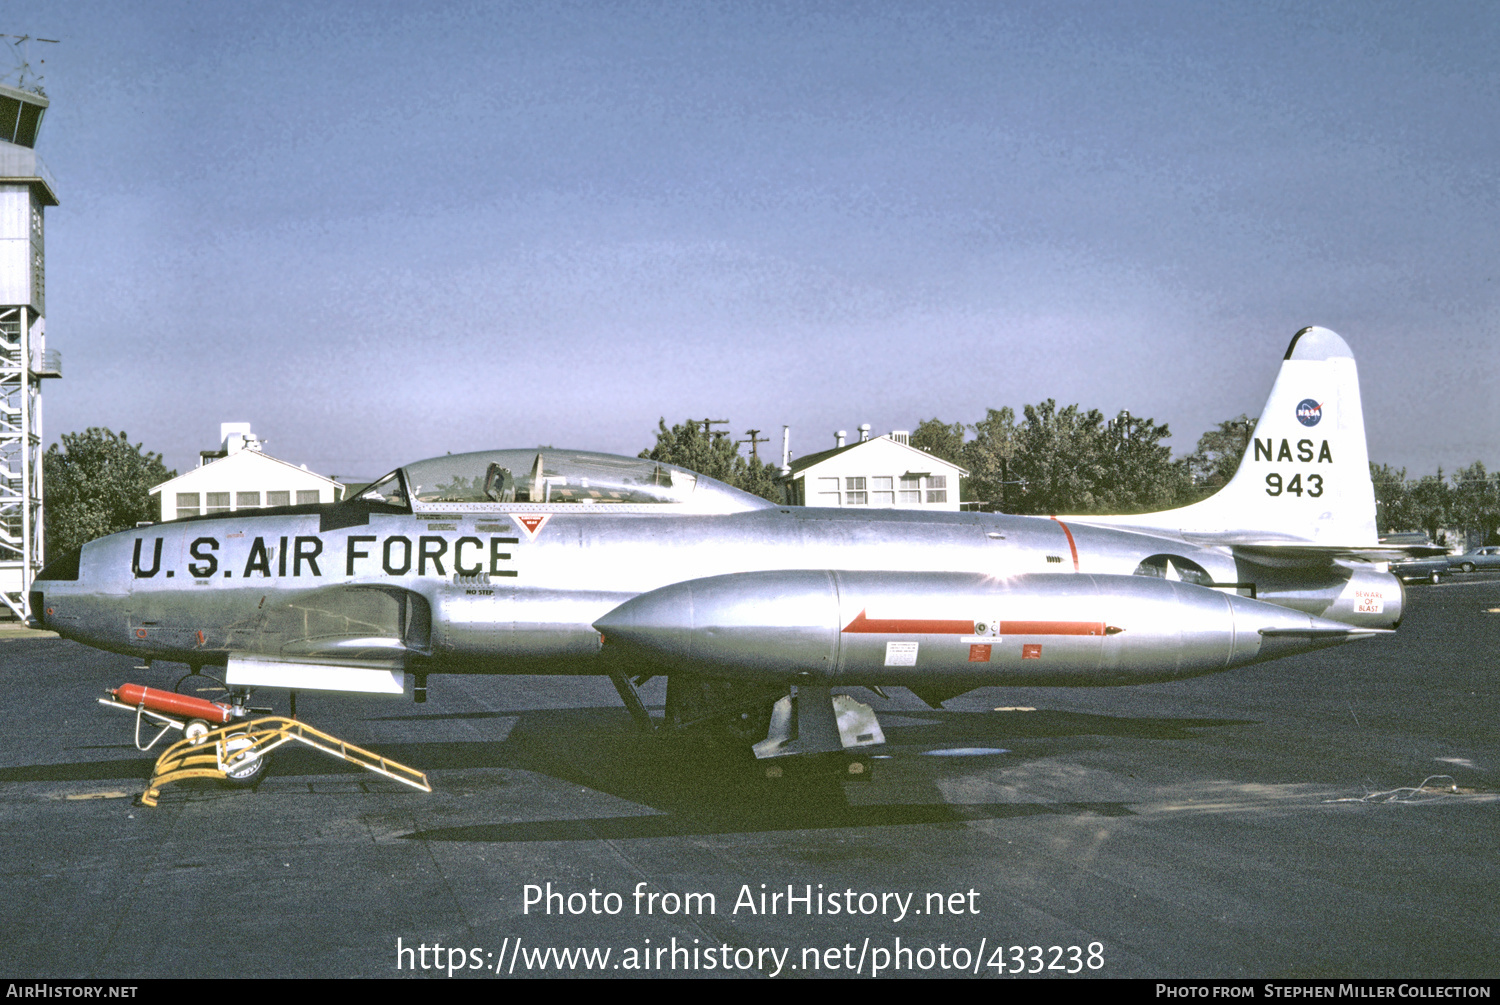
[1087,327,1377,545]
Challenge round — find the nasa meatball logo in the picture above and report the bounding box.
[1295,399,1322,427]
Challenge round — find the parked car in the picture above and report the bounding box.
[1450,546,1500,573]
[1391,556,1451,584]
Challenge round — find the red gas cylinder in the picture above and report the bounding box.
[112,683,235,724]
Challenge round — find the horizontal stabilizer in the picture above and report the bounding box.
[1231,542,1449,563]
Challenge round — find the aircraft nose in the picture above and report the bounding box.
[30,545,84,631]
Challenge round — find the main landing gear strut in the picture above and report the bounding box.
[613,673,887,779]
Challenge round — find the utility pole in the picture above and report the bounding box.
[695,418,730,440]
[739,428,769,461]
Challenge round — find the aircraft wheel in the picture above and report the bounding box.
[727,697,778,746]
[184,719,210,745]
[220,733,269,787]
[664,675,784,750]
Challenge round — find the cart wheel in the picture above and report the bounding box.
[184,719,210,745]
[220,733,269,787]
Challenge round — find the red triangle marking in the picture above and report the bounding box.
[513,514,550,537]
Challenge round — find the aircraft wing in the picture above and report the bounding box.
[1061,516,1449,563]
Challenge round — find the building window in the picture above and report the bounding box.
[899,475,922,504]
[236,491,261,509]
[871,476,894,505]
[845,476,867,505]
[175,492,200,519]
[205,492,230,514]
[266,491,290,507]
[296,490,320,505]
[816,477,840,506]
[926,475,948,504]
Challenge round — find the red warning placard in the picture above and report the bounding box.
[968,644,992,662]
[511,514,551,539]
[1021,644,1042,659]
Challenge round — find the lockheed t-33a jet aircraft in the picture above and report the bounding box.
[34,327,1427,783]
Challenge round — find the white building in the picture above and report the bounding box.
[781,428,967,511]
[149,423,344,522]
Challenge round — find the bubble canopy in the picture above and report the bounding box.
[352,449,773,515]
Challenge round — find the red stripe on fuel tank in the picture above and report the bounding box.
[841,611,1106,637]
[1050,516,1080,571]
[841,610,975,634]
[1001,620,1106,636]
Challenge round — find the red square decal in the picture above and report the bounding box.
[1021,643,1042,659]
[968,643,992,662]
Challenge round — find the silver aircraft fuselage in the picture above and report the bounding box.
[33,448,1400,694]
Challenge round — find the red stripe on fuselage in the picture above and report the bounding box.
[1050,516,1080,571]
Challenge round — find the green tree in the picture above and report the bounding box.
[1450,462,1500,546]
[44,429,176,560]
[1370,463,1415,534]
[1184,414,1256,494]
[639,419,783,502]
[909,419,967,467]
[961,407,1019,510]
[1094,411,1193,513]
[1406,470,1451,544]
[953,403,1189,513]
[1007,400,1110,514]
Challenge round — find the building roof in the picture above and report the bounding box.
[149,448,342,495]
[784,435,969,478]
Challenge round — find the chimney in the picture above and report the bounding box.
[835,430,846,448]
[858,423,870,442]
[781,425,791,475]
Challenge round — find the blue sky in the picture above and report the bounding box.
[15,1,1500,478]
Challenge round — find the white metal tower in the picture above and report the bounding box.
[0,80,58,618]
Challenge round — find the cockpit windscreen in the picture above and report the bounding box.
[353,470,409,508]
[401,450,697,506]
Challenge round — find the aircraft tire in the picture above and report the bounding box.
[664,674,783,750]
[219,733,269,787]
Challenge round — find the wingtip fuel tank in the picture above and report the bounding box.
[595,570,1390,688]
